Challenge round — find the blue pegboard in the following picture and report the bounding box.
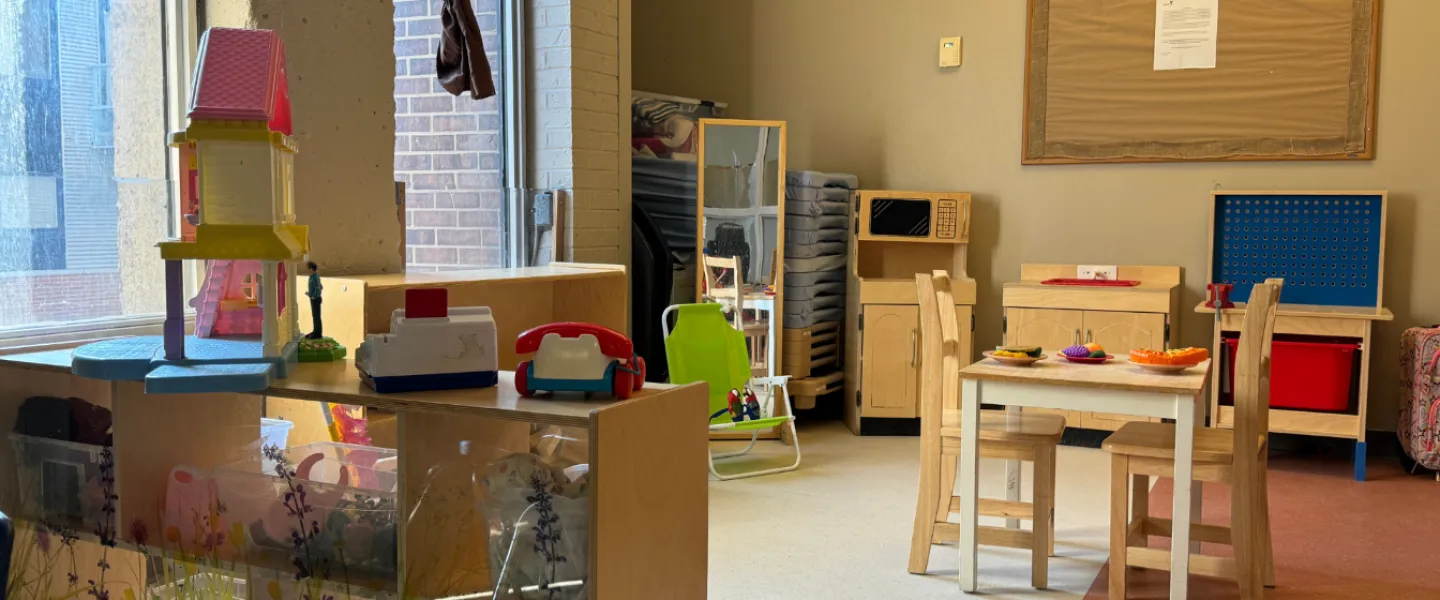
[1212,194,1383,307]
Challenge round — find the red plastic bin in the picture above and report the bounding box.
[1222,335,1357,412]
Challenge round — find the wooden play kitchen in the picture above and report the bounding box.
[1002,264,1182,431]
[844,190,975,435]
[1197,190,1392,481]
[0,266,707,600]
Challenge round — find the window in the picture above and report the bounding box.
[393,0,523,271]
[0,0,191,337]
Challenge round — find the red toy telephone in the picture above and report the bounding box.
[514,322,646,399]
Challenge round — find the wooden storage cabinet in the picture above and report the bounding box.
[844,190,977,435]
[1001,265,1181,432]
[858,305,972,421]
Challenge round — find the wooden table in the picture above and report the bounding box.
[956,356,1210,598]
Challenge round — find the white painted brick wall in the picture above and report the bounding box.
[528,0,624,265]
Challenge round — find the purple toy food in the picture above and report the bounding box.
[1061,345,1092,359]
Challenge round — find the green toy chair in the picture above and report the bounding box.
[663,303,800,480]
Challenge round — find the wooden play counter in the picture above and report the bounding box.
[0,265,707,600]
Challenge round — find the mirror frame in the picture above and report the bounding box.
[695,118,787,368]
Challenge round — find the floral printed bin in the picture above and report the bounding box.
[162,442,399,581]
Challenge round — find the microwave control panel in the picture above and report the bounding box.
[936,199,959,239]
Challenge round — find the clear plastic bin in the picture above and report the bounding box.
[163,442,399,580]
[9,433,110,531]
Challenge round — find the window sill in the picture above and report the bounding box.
[0,314,194,355]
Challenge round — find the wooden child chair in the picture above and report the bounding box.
[702,254,771,376]
[909,271,1067,589]
[1103,278,1282,599]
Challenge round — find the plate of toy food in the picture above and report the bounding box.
[984,346,1046,366]
[1128,347,1209,374]
[1059,343,1113,364]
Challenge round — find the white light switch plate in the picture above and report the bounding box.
[1077,265,1118,280]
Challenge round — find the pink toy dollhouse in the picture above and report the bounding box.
[192,259,270,337]
[70,27,310,394]
[160,26,306,362]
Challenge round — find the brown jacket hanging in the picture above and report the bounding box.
[437,0,497,100]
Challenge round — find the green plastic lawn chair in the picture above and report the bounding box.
[663,303,800,480]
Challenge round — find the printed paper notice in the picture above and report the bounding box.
[1154,0,1219,71]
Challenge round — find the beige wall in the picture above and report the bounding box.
[635,0,1440,431]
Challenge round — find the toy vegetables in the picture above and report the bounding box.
[1129,347,1209,365]
[992,346,1042,359]
[1062,343,1107,359]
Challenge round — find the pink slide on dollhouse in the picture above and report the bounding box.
[192,260,265,338]
[192,260,232,337]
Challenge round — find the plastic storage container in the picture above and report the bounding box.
[164,442,399,579]
[9,433,109,530]
[259,417,294,450]
[1223,334,1358,411]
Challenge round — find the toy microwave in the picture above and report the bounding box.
[855,190,971,243]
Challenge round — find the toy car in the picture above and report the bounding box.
[514,322,646,399]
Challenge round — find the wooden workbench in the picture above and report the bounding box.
[1196,301,1392,481]
[0,316,706,598]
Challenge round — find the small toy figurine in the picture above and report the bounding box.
[356,288,499,392]
[514,323,646,399]
[743,387,761,420]
[305,261,323,339]
[727,388,745,422]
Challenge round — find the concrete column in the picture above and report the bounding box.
[210,1,401,275]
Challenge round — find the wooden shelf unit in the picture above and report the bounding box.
[1002,264,1181,431]
[0,266,707,600]
[1200,190,1391,481]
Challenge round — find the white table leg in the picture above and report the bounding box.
[1190,397,1205,554]
[1169,394,1196,600]
[767,304,777,378]
[1005,405,1023,529]
[958,378,982,593]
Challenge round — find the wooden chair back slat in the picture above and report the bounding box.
[1232,278,1283,472]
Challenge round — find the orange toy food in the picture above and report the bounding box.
[1129,347,1208,366]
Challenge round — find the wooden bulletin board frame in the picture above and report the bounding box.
[1023,0,1382,165]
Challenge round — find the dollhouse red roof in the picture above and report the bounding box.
[188,28,293,135]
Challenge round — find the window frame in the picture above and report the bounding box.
[0,0,198,348]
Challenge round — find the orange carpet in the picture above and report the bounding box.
[1085,454,1440,599]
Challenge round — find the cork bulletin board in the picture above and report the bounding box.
[1023,0,1382,164]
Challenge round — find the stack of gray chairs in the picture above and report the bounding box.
[783,170,857,329]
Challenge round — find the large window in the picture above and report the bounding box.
[394,0,520,271]
[0,0,184,336]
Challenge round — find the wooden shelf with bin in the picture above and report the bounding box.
[1002,264,1181,431]
[0,266,707,600]
[1199,190,1390,481]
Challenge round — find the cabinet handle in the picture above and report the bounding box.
[1086,329,1093,344]
[1073,328,1080,346]
[910,329,918,366]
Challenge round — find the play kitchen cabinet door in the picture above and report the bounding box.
[1005,309,1085,424]
[1005,308,1085,350]
[861,305,921,418]
[1083,311,1165,352]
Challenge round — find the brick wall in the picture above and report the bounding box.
[394,0,507,271]
[530,0,625,265]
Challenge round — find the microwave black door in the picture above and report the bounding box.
[869,197,932,237]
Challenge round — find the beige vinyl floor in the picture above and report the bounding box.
[708,420,1136,600]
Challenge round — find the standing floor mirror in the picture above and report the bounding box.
[696,119,786,380]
